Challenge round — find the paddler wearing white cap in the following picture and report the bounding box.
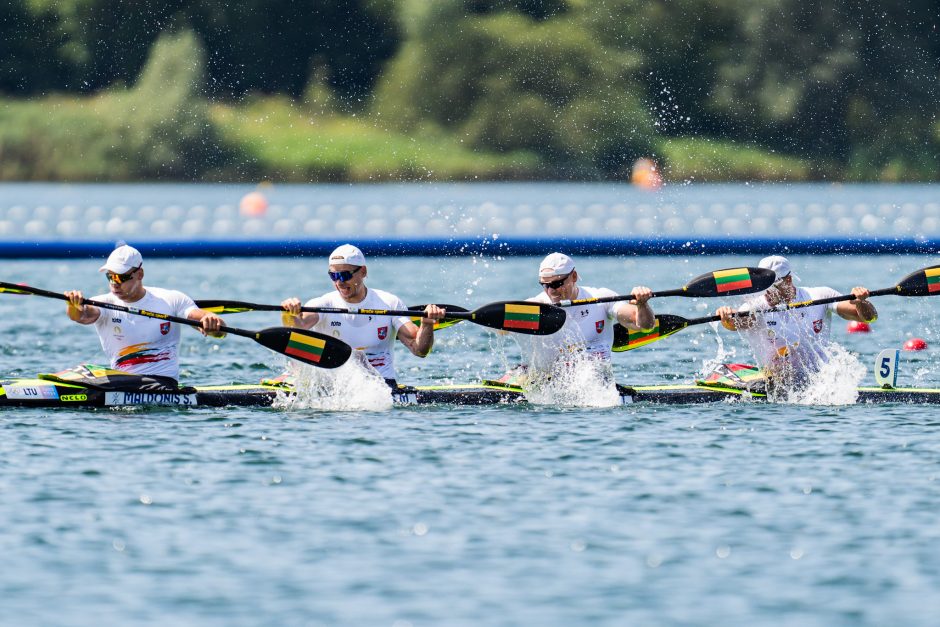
[64,244,225,390]
[519,252,654,372]
[715,255,877,389]
[280,244,445,386]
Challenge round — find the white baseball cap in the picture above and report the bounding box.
[328,244,366,267]
[538,252,576,278]
[99,244,143,274]
[759,255,800,283]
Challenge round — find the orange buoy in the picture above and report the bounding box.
[631,158,663,190]
[903,338,928,351]
[847,320,870,333]
[239,191,269,217]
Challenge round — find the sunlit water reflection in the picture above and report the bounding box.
[1,254,940,625]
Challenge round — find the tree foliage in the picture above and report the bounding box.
[1,0,938,180]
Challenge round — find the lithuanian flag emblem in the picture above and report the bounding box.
[503,303,541,330]
[713,268,753,293]
[285,332,325,362]
[627,322,661,348]
[925,267,940,294]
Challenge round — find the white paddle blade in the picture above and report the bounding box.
[874,349,899,389]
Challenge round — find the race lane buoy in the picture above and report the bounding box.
[903,338,928,351]
[631,158,663,191]
[847,320,871,333]
[239,191,269,217]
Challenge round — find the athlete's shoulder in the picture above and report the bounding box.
[368,288,405,308]
[803,286,841,300]
[580,286,617,299]
[145,286,190,302]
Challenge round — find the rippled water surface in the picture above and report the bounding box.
[2,254,940,626]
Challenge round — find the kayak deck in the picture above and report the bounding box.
[3,378,940,407]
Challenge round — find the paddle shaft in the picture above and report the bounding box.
[197,299,455,319]
[7,283,255,339]
[677,289,891,330]
[560,287,686,307]
[557,266,776,307]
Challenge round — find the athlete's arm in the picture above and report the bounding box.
[398,305,445,357]
[280,297,320,329]
[615,286,654,330]
[64,290,100,325]
[187,308,226,337]
[836,287,877,323]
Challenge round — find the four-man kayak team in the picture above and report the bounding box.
[63,243,878,395]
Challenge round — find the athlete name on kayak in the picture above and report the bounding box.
[104,392,198,406]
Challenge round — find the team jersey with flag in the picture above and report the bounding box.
[306,288,411,379]
[737,286,841,380]
[91,287,198,380]
[525,286,624,371]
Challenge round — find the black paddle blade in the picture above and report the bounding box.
[613,314,692,352]
[684,267,776,297]
[408,304,470,330]
[896,265,940,297]
[253,327,351,369]
[196,300,261,314]
[473,300,567,335]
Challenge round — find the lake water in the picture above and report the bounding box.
[3,181,940,625]
[3,247,940,625]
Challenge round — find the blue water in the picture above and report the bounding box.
[2,251,940,624]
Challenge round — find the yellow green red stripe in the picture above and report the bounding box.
[925,267,940,293]
[504,303,541,330]
[627,322,661,347]
[285,332,325,362]
[713,268,753,293]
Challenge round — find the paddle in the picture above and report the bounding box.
[0,282,352,368]
[612,265,940,351]
[557,266,776,307]
[194,299,565,335]
[197,300,468,332]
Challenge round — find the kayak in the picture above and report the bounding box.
[3,377,940,408]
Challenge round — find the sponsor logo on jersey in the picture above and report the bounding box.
[377,326,388,340]
[160,322,170,335]
[813,319,823,333]
[595,320,605,333]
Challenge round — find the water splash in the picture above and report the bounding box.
[273,352,392,411]
[523,353,621,408]
[784,344,865,406]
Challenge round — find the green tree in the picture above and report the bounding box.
[374,0,654,177]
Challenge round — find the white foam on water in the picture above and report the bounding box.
[522,352,621,408]
[784,343,865,405]
[273,352,393,411]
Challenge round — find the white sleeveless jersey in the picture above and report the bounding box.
[738,286,841,376]
[91,287,197,379]
[306,288,412,379]
[526,286,623,370]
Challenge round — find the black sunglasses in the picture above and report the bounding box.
[106,266,141,285]
[539,273,571,290]
[327,267,363,283]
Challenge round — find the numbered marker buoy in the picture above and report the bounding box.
[874,348,900,389]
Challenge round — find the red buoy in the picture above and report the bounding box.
[903,338,928,351]
[847,320,870,333]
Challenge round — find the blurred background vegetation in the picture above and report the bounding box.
[0,0,936,182]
